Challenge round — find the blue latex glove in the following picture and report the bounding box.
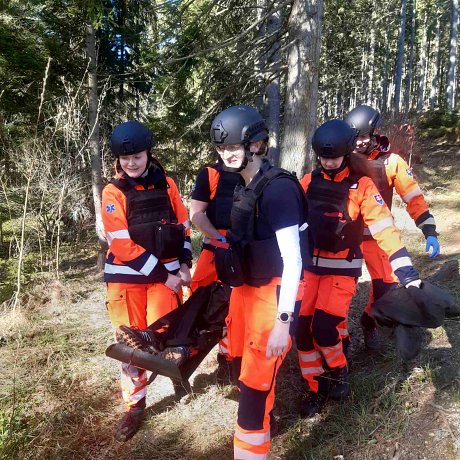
[425,236,440,258]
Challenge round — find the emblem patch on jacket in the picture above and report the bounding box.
[105,203,116,213]
[373,194,384,205]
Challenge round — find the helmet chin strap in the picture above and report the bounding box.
[321,157,347,178]
[221,143,254,173]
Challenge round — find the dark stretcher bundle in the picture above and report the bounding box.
[106,281,231,385]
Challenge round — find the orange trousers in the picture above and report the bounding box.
[296,271,356,393]
[228,280,303,460]
[362,239,398,327]
[106,282,181,407]
[191,247,230,358]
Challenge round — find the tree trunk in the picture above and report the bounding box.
[366,7,376,106]
[394,0,407,113]
[404,0,416,114]
[430,12,441,109]
[255,0,267,113]
[417,11,428,111]
[86,23,107,269]
[447,0,459,111]
[281,0,323,177]
[381,29,391,114]
[265,3,281,166]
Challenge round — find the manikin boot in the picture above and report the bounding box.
[116,325,162,354]
[114,397,146,442]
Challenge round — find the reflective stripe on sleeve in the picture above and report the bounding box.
[106,229,130,246]
[368,216,394,236]
[139,254,159,276]
[417,216,436,228]
[164,260,180,271]
[390,256,413,272]
[184,241,192,251]
[402,187,422,203]
[105,264,144,276]
[182,220,191,229]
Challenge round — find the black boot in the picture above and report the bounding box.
[114,398,146,442]
[361,312,380,352]
[329,365,349,401]
[342,336,351,360]
[300,375,329,418]
[216,353,232,385]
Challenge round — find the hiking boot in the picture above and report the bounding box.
[300,391,327,418]
[342,336,351,360]
[116,325,162,354]
[216,353,232,385]
[362,327,380,352]
[270,412,279,437]
[329,366,349,401]
[114,399,146,442]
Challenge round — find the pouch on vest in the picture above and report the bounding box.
[129,221,185,260]
[214,244,245,287]
[308,208,363,253]
[152,221,185,259]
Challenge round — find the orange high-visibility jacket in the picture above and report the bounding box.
[102,175,191,284]
[363,147,436,238]
[301,167,411,278]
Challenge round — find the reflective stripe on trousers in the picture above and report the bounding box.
[297,349,324,393]
[234,424,270,460]
[121,363,148,407]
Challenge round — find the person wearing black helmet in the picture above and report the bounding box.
[296,119,421,417]
[189,158,244,382]
[345,105,440,350]
[211,105,308,459]
[102,120,192,442]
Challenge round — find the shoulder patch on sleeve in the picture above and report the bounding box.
[105,203,116,213]
[373,194,384,205]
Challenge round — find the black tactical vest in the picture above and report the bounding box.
[216,162,310,287]
[111,171,185,259]
[306,168,363,256]
[205,164,242,230]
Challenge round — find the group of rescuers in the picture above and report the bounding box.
[101,103,440,458]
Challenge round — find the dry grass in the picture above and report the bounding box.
[1,142,459,460]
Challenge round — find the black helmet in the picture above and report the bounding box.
[312,119,357,158]
[210,105,268,146]
[110,120,155,157]
[344,104,382,136]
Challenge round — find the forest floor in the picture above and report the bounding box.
[0,138,459,460]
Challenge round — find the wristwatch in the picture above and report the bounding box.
[276,312,293,323]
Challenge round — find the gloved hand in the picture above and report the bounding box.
[425,236,440,258]
[405,279,422,288]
